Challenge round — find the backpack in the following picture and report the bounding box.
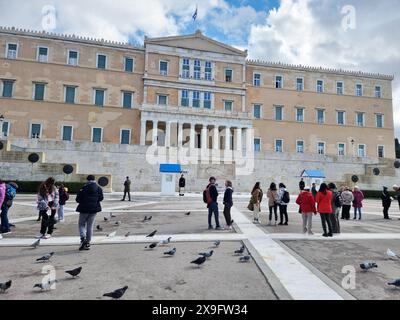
[203,186,213,205]
[334,193,343,208]
[4,184,17,208]
[282,191,290,204]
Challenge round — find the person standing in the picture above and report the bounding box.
[0,179,6,233]
[311,183,318,199]
[204,177,221,230]
[76,175,104,251]
[249,182,263,224]
[36,177,59,239]
[316,183,333,237]
[299,178,305,191]
[296,186,317,235]
[328,183,341,234]
[223,180,234,230]
[57,184,69,222]
[278,183,289,225]
[352,186,364,220]
[393,185,400,219]
[179,174,186,196]
[121,177,131,202]
[381,186,392,220]
[340,186,354,220]
[267,183,279,226]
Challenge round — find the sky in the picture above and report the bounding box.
[0,0,399,138]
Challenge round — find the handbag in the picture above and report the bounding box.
[247,196,254,211]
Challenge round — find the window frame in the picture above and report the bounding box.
[374,85,381,98]
[120,128,132,145]
[355,83,363,97]
[336,81,344,95]
[225,68,233,83]
[254,137,262,152]
[223,100,233,112]
[37,46,49,63]
[357,144,366,157]
[253,72,261,87]
[33,82,46,101]
[296,77,304,91]
[317,141,326,155]
[275,75,283,89]
[316,108,326,124]
[295,107,305,122]
[337,142,346,156]
[91,127,103,143]
[204,61,213,81]
[275,139,284,153]
[93,88,106,107]
[274,105,284,121]
[64,85,77,104]
[253,104,262,119]
[96,53,108,69]
[336,110,346,125]
[377,145,385,158]
[296,139,305,154]
[159,60,169,76]
[67,49,79,66]
[375,113,384,128]
[157,94,168,106]
[316,79,324,93]
[121,91,134,109]
[1,79,14,98]
[5,42,18,59]
[29,122,43,139]
[1,120,10,137]
[61,125,74,142]
[124,56,135,73]
[356,112,365,127]
[203,91,212,109]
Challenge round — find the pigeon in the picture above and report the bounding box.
[191,256,206,267]
[104,217,109,222]
[185,211,191,216]
[110,213,116,218]
[65,267,82,278]
[160,237,172,245]
[143,216,153,222]
[359,262,378,271]
[103,286,128,299]
[125,232,131,237]
[146,230,157,237]
[30,239,40,249]
[234,245,245,255]
[96,225,103,231]
[214,241,221,247]
[239,256,251,262]
[199,250,214,259]
[107,231,117,238]
[0,280,12,293]
[36,252,54,262]
[146,242,158,249]
[387,248,399,260]
[33,280,58,291]
[114,221,122,226]
[388,279,400,287]
[164,248,176,256]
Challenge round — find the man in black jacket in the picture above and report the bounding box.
[76,175,104,251]
[381,186,392,220]
[206,177,221,230]
[179,174,186,196]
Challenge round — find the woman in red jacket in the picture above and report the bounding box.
[296,186,317,235]
[316,183,333,237]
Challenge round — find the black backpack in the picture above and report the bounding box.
[334,193,343,208]
[282,191,290,204]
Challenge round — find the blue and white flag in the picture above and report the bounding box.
[192,6,198,21]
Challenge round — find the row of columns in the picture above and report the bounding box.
[140,120,249,151]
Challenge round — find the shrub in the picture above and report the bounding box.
[7,181,84,194]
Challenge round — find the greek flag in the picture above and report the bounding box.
[192,6,198,21]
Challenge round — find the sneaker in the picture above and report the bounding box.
[79,242,87,251]
[278,222,283,226]
[322,233,329,237]
[1,231,12,235]
[42,234,51,239]
[58,219,65,223]
[83,243,91,250]
[353,217,357,220]
[215,226,223,230]
[284,222,288,226]
[327,233,333,237]
[224,226,232,230]
[208,226,214,230]
[36,234,44,239]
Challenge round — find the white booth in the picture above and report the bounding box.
[160,164,182,196]
[300,169,326,190]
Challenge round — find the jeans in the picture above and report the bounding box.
[0,205,10,233]
[320,213,333,235]
[40,210,56,235]
[58,205,64,220]
[269,204,278,222]
[208,202,220,228]
[279,205,288,224]
[79,213,97,243]
[354,207,362,219]
[302,212,313,234]
[122,191,131,201]
[223,204,232,226]
[330,208,340,233]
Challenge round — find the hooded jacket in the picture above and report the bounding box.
[76,181,104,214]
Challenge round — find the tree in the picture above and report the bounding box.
[396,138,400,159]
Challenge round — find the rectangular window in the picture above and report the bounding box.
[34,83,45,101]
[38,47,48,62]
[296,78,303,91]
[376,114,384,128]
[254,73,261,87]
[375,86,381,98]
[158,94,167,106]
[31,123,42,139]
[182,58,190,78]
[296,108,304,122]
[7,43,18,59]
[225,69,233,82]
[65,86,76,104]
[194,60,201,79]
[203,92,211,109]
[356,112,365,127]
[275,106,283,121]
[316,80,324,93]
[254,138,261,152]
[62,125,73,141]
[92,128,103,143]
[337,111,345,125]
[358,144,366,157]
[338,143,346,156]
[192,91,200,108]
[160,61,168,76]
[356,84,363,97]
[68,50,78,66]
[317,142,326,155]
[122,91,133,108]
[124,57,134,72]
[97,54,107,69]
[2,80,14,98]
[296,140,304,153]
[205,61,212,81]
[120,129,131,145]
[224,100,233,112]
[275,75,283,89]
[1,121,9,137]
[275,139,283,153]
[181,90,189,107]
[253,104,261,119]
[94,89,105,106]
[378,145,385,158]
[336,82,343,95]
[316,109,325,124]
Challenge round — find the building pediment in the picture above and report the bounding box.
[145,30,247,57]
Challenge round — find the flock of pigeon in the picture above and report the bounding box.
[359,248,400,288]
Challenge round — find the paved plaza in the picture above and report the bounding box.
[1,192,400,300]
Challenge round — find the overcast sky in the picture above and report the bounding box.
[0,0,398,138]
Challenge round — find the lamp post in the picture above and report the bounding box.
[0,114,4,140]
